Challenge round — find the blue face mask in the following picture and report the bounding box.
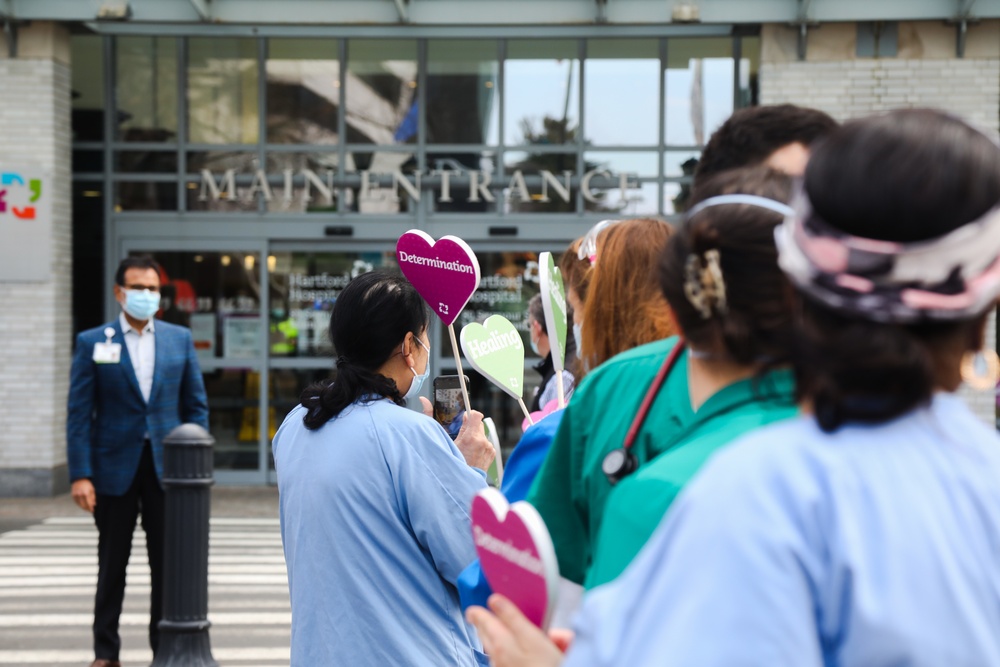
[122,289,161,321]
[530,337,540,356]
[403,337,431,400]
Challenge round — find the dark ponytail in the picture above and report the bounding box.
[795,109,1000,431]
[300,270,430,430]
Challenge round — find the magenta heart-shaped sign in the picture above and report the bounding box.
[396,230,481,326]
[471,488,559,629]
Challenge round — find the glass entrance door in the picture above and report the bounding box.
[121,237,566,484]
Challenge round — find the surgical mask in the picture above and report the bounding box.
[530,338,540,356]
[572,322,583,356]
[403,337,431,400]
[121,289,161,321]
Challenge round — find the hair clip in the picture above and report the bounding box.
[684,249,728,319]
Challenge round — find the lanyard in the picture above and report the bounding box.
[602,339,686,485]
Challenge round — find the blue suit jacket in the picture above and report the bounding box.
[66,318,210,496]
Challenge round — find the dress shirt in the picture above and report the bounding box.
[119,312,155,403]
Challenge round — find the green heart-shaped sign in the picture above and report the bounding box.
[539,252,568,372]
[460,315,525,399]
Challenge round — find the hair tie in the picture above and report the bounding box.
[684,249,728,319]
[336,356,350,369]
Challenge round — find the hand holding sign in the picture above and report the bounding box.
[538,252,569,408]
[471,488,560,630]
[396,230,481,412]
[461,315,533,425]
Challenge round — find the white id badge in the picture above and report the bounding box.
[93,342,122,364]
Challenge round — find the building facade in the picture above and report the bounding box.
[1,0,998,495]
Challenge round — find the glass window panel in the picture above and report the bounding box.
[116,37,178,142]
[73,150,104,174]
[503,151,577,214]
[505,40,579,147]
[116,151,178,174]
[739,36,760,108]
[584,39,659,146]
[72,182,106,335]
[267,38,340,144]
[583,152,659,216]
[203,369,263,470]
[71,35,105,142]
[268,251,398,357]
[186,152,261,212]
[125,250,263,356]
[664,150,701,178]
[188,38,259,144]
[426,40,499,145]
[115,181,178,211]
[340,150,419,214]
[345,39,417,146]
[662,181,689,216]
[427,152,500,214]
[665,38,734,146]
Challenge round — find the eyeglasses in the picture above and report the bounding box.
[577,219,620,266]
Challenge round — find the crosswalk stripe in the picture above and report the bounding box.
[1,515,291,664]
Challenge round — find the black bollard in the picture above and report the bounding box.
[151,423,219,667]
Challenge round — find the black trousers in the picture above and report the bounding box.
[92,443,164,661]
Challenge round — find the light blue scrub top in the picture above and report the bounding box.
[565,393,1000,667]
[273,398,490,667]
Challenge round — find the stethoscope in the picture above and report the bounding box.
[601,340,686,486]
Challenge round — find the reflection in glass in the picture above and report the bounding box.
[115,181,178,211]
[116,151,178,174]
[426,40,499,145]
[342,151,419,214]
[505,40,579,146]
[345,39,418,146]
[739,37,760,108]
[202,369,264,470]
[664,151,700,213]
[188,38,259,144]
[116,37,178,142]
[584,39,659,146]
[267,39,340,144]
[662,181,684,216]
[125,251,262,361]
[71,35,105,142]
[665,38,734,146]
[584,152,659,216]
[268,251,397,357]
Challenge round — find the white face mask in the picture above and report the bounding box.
[572,322,583,357]
[403,336,431,400]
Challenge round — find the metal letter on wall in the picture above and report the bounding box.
[0,166,51,281]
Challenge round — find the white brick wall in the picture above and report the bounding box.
[0,28,73,494]
[760,22,1000,425]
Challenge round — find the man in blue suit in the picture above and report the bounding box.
[67,256,209,667]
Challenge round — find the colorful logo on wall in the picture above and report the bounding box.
[0,166,52,281]
[0,171,43,220]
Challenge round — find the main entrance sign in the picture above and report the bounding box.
[199,167,640,208]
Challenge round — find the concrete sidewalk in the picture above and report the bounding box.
[0,486,279,534]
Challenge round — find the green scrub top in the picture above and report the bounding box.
[587,368,797,589]
[527,336,693,585]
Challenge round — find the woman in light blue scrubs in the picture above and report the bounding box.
[273,270,495,667]
[469,109,1000,667]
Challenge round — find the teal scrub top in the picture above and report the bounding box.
[527,336,693,585]
[587,368,797,589]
